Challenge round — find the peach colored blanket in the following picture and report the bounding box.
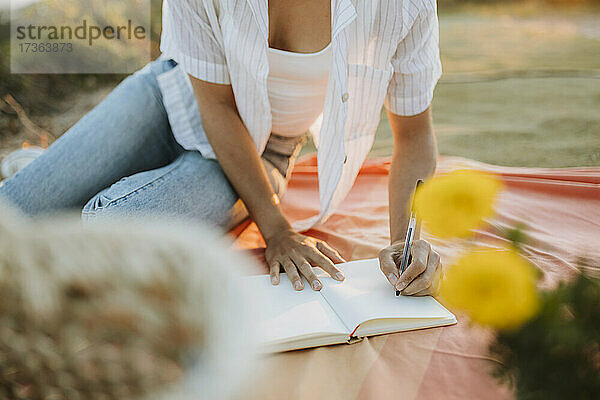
[231,155,600,400]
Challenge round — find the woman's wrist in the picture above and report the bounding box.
[390,216,409,245]
[257,203,293,244]
[262,220,293,244]
[390,224,421,246]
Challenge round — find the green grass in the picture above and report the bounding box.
[431,77,600,167]
[367,77,600,167]
[303,4,600,168]
[3,3,599,168]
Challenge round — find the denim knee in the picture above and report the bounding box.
[81,193,116,223]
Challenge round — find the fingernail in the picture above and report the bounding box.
[294,281,303,291]
[312,280,322,290]
[271,275,279,285]
[388,273,398,285]
[396,281,407,291]
[334,272,345,281]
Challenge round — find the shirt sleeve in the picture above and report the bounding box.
[160,0,230,84]
[384,1,442,116]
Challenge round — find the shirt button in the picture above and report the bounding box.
[341,92,349,102]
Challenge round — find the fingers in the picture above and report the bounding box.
[378,244,402,287]
[281,259,304,291]
[316,241,346,263]
[269,238,347,292]
[269,260,280,285]
[413,284,433,296]
[306,250,345,281]
[402,249,441,296]
[431,264,445,296]
[299,262,323,291]
[396,240,430,292]
[290,250,322,291]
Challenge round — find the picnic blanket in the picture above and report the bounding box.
[230,154,600,400]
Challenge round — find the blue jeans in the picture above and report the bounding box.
[0,59,305,229]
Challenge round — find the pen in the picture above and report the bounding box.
[396,179,423,296]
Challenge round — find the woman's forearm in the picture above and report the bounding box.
[190,78,291,240]
[388,112,437,243]
[381,109,444,295]
[380,109,443,294]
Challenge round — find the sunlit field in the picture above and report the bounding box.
[2,2,599,167]
[305,3,600,167]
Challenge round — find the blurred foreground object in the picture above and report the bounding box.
[1,146,45,179]
[0,200,259,400]
[416,167,598,397]
[414,169,503,239]
[490,270,600,399]
[440,247,540,330]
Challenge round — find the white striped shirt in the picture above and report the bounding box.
[159,0,442,231]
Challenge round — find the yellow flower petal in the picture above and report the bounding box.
[414,170,503,239]
[440,248,539,330]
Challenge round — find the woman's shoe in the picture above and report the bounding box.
[1,146,45,180]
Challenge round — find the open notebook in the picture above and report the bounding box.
[247,258,456,353]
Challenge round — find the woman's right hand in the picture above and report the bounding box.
[265,229,346,291]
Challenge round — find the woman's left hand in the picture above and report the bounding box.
[378,239,443,296]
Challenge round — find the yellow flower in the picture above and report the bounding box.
[414,170,503,239]
[439,248,540,330]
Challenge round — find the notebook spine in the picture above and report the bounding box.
[347,336,364,345]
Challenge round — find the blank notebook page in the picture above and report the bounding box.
[246,273,347,344]
[320,259,454,333]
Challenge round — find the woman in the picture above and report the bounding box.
[0,0,443,295]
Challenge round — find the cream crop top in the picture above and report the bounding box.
[267,41,332,137]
